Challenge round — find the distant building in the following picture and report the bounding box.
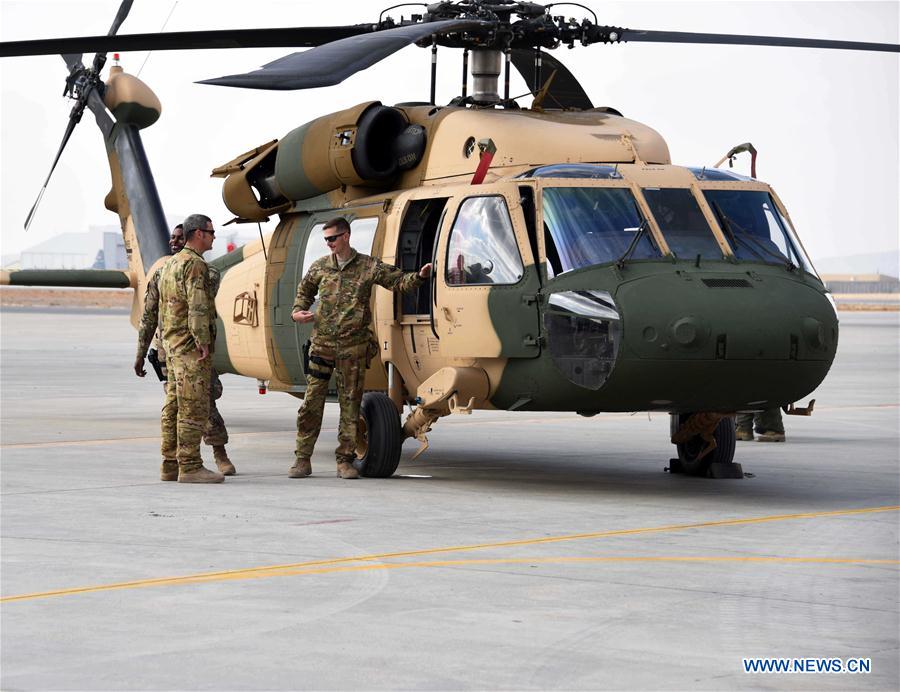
[18,228,127,270]
[14,224,262,269]
[820,274,900,294]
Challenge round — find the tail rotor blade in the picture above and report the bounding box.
[25,0,135,231]
[61,53,83,71]
[92,0,135,72]
[24,110,83,230]
[107,0,135,37]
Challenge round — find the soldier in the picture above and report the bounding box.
[736,408,786,442]
[290,217,432,479]
[157,214,224,483]
[135,224,183,388]
[134,225,235,480]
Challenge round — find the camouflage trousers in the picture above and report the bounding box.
[160,352,214,470]
[736,407,784,434]
[295,342,368,465]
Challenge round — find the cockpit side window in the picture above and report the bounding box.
[542,187,658,275]
[445,196,524,286]
[703,189,813,271]
[642,188,722,259]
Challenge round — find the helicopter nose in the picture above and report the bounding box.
[608,268,838,409]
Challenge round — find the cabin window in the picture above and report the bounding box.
[703,190,813,272]
[301,217,377,277]
[445,196,524,286]
[642,188,723,259]
[542,186,658,275]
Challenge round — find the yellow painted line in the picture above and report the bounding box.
[2,505,897,603]
[161,555,900,582]
[7,556,895,603]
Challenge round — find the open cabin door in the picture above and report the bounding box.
[433,186,541,359]
[267,212,379,392]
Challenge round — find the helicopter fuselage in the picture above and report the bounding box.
[204,153,837,417]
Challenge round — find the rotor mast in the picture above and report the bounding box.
[469,48,503,104]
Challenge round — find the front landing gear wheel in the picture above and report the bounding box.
[670,413,737,477]
[353,392,403,478]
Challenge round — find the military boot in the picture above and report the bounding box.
[160,460,179,482]
[289,458,312,478]
[735,427,754,441]
[178,465,225,484]
[756,430,786,442]
[213,445,236,476]
[336,461,359,479]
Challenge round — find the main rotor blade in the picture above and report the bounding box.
[198,19,491,90]
[0,26,374,58]
[619,28,900,53]
[24,110,83,230]
[509,49,593,110]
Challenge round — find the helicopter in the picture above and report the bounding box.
[1,1,897,479]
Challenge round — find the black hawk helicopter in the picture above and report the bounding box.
[1,0,897,477]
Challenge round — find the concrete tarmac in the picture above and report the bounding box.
[1,309,898,690]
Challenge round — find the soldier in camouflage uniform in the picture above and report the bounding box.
[135,224,184,388]
[290,217,432,479]
[157,214,224,483]
[134,225,235,480]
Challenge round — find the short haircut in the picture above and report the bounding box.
[323,217,350,235]
[182,214,212,241]
[172,224,184,233]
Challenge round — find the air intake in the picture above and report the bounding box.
[702,278,752,288]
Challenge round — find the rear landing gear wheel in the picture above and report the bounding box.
[353,392,403,478]
[670,413,737,477]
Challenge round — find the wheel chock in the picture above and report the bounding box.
[708,462,744,479]
[665,458,684,474]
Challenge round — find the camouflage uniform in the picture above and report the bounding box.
[158,248,216,471]
[736,408,785,435]
[138,264,228,461]
[293,249,423,465]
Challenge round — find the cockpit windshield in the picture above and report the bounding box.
[703,189,813,272]
[542,187,660,276]
[641,188,723,259]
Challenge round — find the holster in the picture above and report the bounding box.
[147,348,166,382]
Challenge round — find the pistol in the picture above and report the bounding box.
[147,348,166,382]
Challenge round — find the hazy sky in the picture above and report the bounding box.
[1,0,897,262]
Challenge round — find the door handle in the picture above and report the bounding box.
[441,306,454,323]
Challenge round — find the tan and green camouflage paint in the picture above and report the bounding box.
[103,66,161,130]
[491,260,836,413]
[201,104,836,417]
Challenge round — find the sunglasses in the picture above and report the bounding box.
[200,228,216,237]
[324,231,347,243]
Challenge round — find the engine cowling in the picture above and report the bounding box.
[215,102,426,221]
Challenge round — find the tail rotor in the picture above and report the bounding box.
[24,0,134,230]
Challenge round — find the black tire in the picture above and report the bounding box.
[353,392,403,478]
[671,413,737,477]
